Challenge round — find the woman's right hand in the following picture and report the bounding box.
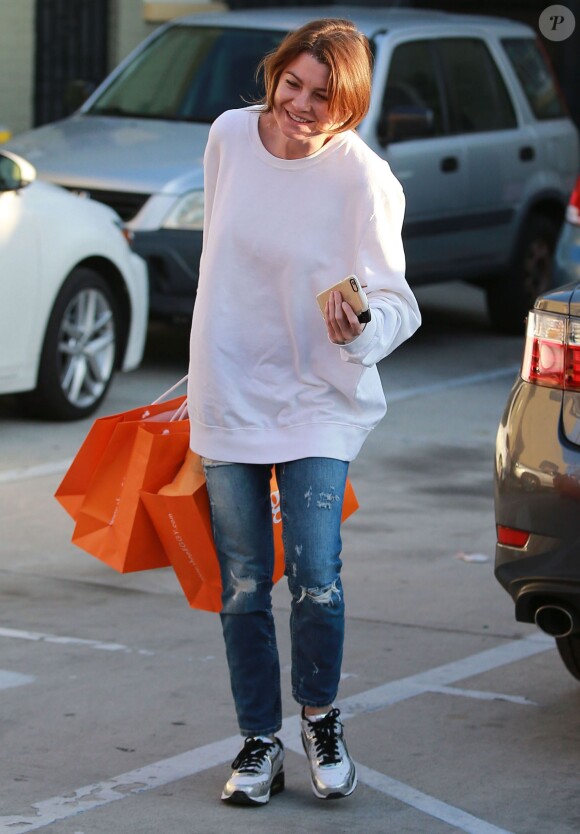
[325,290,365,345]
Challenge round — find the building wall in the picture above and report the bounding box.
[109,0,154,70]
[107,1,228,71]
[0,0,223,139]
[0,0,35,137]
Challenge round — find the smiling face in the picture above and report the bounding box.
[270,52,339,156]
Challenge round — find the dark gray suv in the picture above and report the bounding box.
[5,6,579,332]
[495,283,580,680]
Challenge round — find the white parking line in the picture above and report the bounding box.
[338,632,552,717]
[0,634,552,834]
[355,764,514,834]
[0,460,72,484]
[428,684,536,706]
[0,670,35,691]
[0,627,152,655]
[0,735,242,834]
[387,365,519,403]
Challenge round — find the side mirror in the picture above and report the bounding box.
[64,79,97,114]
[378,105,434,146]
[0,151,36,192]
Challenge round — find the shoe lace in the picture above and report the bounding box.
[307,708,342,766]
[231,737,274,774]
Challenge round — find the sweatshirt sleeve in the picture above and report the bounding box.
[339,171,421,367]
[201,120,222,241]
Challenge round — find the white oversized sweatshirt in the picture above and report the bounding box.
[187,107,421,463]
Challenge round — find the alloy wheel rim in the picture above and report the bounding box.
[57,288,115,408]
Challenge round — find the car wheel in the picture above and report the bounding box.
[556,634,580,681]
[486,214,559,335]
[23,267,119,420]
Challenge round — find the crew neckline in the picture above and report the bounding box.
[247,107,348,169]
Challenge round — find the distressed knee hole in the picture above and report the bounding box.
[230,570,257,600]
[296,580,341,606]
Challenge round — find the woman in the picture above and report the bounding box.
[187,17,421,805]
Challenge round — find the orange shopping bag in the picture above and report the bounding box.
[55,378,190,573]
[141,450,223,612]
[55,384,188,520]
[142,452,360,612]
[71,423,190,573]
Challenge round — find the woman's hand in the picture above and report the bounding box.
[325,290,365,345]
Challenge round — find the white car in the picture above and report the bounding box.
[0,150,148,420]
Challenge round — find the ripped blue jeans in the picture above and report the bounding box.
[203,457,348,737]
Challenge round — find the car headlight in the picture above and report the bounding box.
[162,190,204,230]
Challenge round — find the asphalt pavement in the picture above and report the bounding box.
[1,283,580,834]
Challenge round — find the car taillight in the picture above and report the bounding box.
[497,525,530,548]
[521,310,580,391]
[566,176,580,226]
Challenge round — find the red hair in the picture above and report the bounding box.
[258,18,372,133]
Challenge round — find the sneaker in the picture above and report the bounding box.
[301,707,357,799]
[221,736,285,805]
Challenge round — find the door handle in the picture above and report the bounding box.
[519,146,535,161]
[440,156,459,172]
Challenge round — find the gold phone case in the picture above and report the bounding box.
[316,275,370,322]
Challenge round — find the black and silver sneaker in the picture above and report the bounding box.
[301,707,357,799]
[221,736,285,806]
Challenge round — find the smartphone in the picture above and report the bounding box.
[316,274,371,323]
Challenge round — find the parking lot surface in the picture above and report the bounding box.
[1,284,579,834]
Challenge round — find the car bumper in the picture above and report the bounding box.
[495,377,580,624]
[131,228,202,320]
[121,251,149,372]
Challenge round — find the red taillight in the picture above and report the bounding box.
[566,176,580,226]
[497,525,530,548]
[521,310,580,391]
[568,318,580,386]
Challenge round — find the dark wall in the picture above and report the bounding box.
[35,0,109,126]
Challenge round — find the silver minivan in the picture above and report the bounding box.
[5,6,579,333]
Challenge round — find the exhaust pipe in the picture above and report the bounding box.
[534,604,576,638]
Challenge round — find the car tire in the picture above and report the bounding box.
[486,214,559,335]
[21,267,120,420]
[556,635,580,681]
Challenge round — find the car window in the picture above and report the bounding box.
[89,26,284,123]
[439,38,517,133]
[381,40,445,138]
[502,38,566,120]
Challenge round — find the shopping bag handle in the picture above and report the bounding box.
[171,399,189,422]
[151,375,188,405]
[140,375,188,422]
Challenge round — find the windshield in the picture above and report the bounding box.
[88,25,285,123]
